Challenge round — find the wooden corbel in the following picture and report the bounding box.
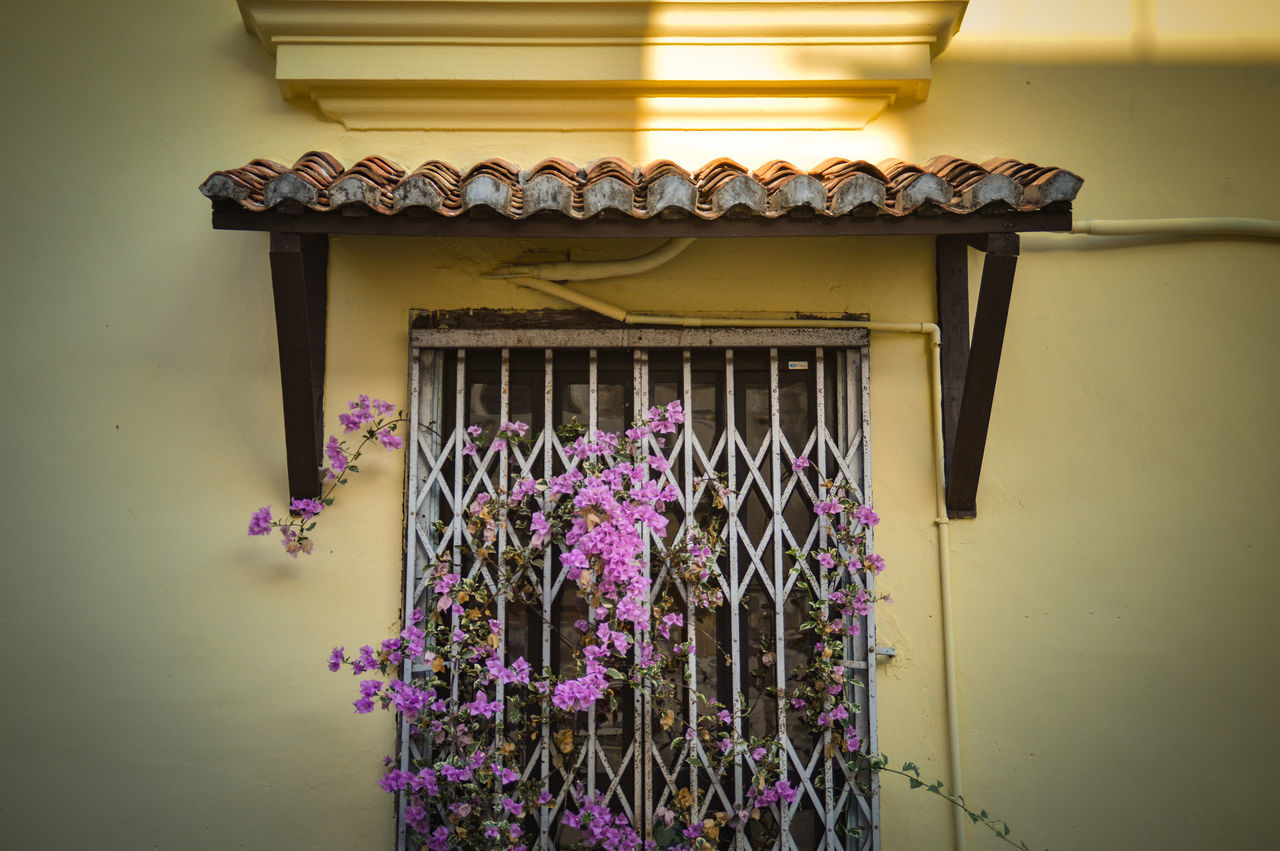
[268,232,329,500]
[934,232,1020,518]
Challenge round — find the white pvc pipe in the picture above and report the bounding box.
[507,275,969,851]
[1072,217,1280,239]
[486,238,698,281]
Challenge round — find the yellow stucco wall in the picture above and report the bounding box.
[1,1,1278,849]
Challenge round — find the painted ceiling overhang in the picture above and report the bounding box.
[236,0,970,131]
[202,152,1081,518]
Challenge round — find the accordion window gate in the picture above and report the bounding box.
[401,328,880,850]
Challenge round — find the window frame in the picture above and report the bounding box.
[401,327,879,851]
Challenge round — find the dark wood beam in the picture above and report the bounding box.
[268,232,329,500]
[934,235,970,493]
[964,232,1021,256]
[946,234,1019,518]
[214,202,1073,239]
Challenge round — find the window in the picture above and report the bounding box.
[400,327,879,850]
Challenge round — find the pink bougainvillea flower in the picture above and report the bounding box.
[845,730,862,752]
[855,504,880,527]
[247,506,273,536]
[324,435,348,473]
[814,499,841,515]
[279,527,311,557]
[530,511,552,548]
[440,763,471,783]
[425,826,449,851]
[289,498,323,520]
[466,690,502,719]
[552,674,607,712]
[510,477,538,503]
[791,456,810,471]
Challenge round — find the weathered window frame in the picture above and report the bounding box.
[400,327,880,850]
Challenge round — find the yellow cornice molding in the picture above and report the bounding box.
[238,0,968,131]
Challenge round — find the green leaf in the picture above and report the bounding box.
[653,821,681,847]
[907,778,923,789]
[323,498,334,506]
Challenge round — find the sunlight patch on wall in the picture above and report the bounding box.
[950,0,1280,62]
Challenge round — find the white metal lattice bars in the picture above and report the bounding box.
[400,329,876,851]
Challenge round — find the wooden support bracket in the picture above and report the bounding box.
[934,235,970,490]
[935,233,1020,518]
[268,232,329,500]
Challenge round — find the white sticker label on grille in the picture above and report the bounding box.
[787,360,809,370]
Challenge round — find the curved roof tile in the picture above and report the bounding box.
[200,153,1081,220]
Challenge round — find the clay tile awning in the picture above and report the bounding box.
[202,153,1081,518]
[201,152,1082,238]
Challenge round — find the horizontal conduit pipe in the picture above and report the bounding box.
[1072,217,1280,239]
[507,275,967,851]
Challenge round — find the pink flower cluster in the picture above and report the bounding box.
[562,789,647,851]
[248,394,406,557]
[315,397,886,850]
[337,394,395,433]
[552,673,608,712]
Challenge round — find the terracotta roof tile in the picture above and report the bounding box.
[200,153,1082,220]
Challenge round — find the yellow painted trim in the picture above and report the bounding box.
[240,0,967,131]
[305,90,896,131]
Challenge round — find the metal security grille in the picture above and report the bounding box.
[401,328,878,851]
